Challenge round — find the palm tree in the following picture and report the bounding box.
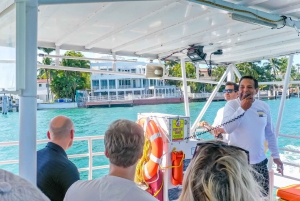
[38,47,55,102]
[269,58,280,78]
[211,66,226,81]
[236,62,259,78]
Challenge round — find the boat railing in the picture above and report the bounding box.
[84,93,182,102]
[272,134,300,188]
[0,136,106,180]
[1,133,299,186]
[189,92,224,98]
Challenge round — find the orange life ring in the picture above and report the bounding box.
[138,118,163,181]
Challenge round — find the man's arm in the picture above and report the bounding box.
[264,105,283,175]
[212,108,222,127]
[212,108,226,136]
[264,105,280,159]
[221,100,245,134]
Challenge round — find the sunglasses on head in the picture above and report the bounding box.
[192,142,250,164]
[223,89,237,93]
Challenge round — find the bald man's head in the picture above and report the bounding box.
[48,116,74,140]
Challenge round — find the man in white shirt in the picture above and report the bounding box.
[211,81,239,141]
[221,75,283,196]
[64,119,158,201]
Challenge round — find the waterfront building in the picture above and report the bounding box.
[37,79,53,103]
[90,62,181,100]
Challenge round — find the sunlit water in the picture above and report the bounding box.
[0,98,299,180]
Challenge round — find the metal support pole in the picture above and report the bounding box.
[232,64,242,80]
[191,67,231,134]
[275,54,294,138]
[196,62,200,80]
[181,58,190,117]
[87,138,93,180]
[19,0,38,185]
[55,46,60,66]
[268,54,294,199]
[112,52,116,71]
[227,64,235,82]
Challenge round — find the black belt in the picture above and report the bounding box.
[253,158,268,166]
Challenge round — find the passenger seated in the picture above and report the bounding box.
[64,119,158,201]
[37,115,80,201]
[0,168,49,201]
[178,140,267,201]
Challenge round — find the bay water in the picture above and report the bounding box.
[0,99,299,180]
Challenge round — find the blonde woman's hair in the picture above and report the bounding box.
[178,140,267,201]
[104,119,144,168]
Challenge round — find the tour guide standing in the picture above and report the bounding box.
[221,75,283,195]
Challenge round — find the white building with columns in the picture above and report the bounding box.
[90,62,180,99]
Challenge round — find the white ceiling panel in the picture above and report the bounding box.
[36,0,300,63]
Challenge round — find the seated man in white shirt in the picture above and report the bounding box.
[64,119,158,201]
[199,82,238,141]
[211,81,239,141]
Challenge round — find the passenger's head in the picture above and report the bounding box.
[178,140,265,201]
[47,115,75,150]
[239,75,259,100]
[104,119,144,168]
[0,169,50,201]
[223,81,239,101]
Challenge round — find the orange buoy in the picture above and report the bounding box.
[171,150,184,186]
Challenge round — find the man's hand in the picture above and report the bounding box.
[213,128,225,137]
[241,93,253,111]
[273,158,284,175]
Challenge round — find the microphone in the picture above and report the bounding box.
[244,93,251,99]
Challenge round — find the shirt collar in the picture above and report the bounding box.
[46,142,67,157]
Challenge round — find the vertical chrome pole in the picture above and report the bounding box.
[268,54,294,199]
[19,0,38,185]
[181,57,190,117]
[55,46,60,66]
[227,64,235,81]
[275,54,294,137]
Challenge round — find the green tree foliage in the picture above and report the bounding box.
[165,57,300,93]
[167,61,212,92]
[50,51,90,101]
[212,57,300,90]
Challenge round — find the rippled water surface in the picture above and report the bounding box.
[1,98,299,179]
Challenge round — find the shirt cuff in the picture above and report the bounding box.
[237,106,246,114]
[271,153,280,159]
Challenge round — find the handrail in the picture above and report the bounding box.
[278,134,300,140]
[0,135,107,179]
[279,148,300,154]
[274,173,300,182]
[0,133,299,183]
[282,161,300,168]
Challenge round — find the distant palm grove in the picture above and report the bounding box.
[166,58,300,93]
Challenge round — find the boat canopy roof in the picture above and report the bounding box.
[1,0,300,64]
